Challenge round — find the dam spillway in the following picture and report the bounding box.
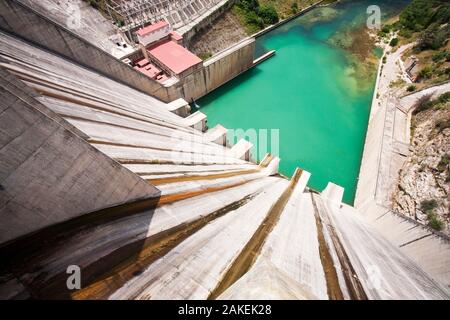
[198,0,410,204]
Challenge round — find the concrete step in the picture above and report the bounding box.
[165,98,190,117]
[230,139,253,161]
[155,156,280,196]
[91,143,249,166]
[203,124,227,146]
[122,163,259,176]
[184,111,207,132]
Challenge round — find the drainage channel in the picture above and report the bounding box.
[310,193,367,300]
[208,169,303,299]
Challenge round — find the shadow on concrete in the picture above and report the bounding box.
[0,193,163,299]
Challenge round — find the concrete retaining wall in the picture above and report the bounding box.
[0,1,256,105]
[0,68,160,245]
[0,0,175,102]
[363,203,450,291]
[177,38,255,101]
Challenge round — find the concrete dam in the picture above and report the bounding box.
[0,0,449,300]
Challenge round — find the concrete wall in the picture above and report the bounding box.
[0,68,160,245]
[363,203,450,291]
[354,101,386,208]
[0,0,174,102]
[177,38,255,101]
[0,1,256,105]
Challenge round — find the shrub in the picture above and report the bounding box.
[237,0,259,11]
[435,118,450,132]
[245,11,264,29]
[412,93,433,114]
[258,5,279,25]
[291,2,299,14]
[398,28,413,38]
[199,52,212,61]
[89,0,99,9]
[432,51,449,62]
[437,154,450,172]
[420,199,438,212]
[382,56,386,64]
[381,25,391,34]
[437,92,450,104]
[389,37,399,47]
[418,65,434,79]
[407,85,416,92]
[416,25,449,51]
[427,211,444,231]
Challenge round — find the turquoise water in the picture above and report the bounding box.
[198,0,409,204]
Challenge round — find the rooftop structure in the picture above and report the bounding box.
[147,40,202,75]
[136,20,169,36]
[136,20,172,46]
[129,21,201,80]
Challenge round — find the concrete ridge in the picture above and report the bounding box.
[208,168,304,299]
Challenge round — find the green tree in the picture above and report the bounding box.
[389,37,399,47]
[245,10,264,29]
[291,2,299,14]
[417,25,449,51]
[258,5,279,25]
[238,0,260,12]
[399,0,436,32]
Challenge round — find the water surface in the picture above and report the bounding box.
[198,0,409,203]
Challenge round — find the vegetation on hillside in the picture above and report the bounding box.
[232,0,336,35]
[232,0,280,34]
[379,0,450,87]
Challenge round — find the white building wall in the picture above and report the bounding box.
[137,25,172,46]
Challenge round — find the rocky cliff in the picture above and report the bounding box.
[392,94,449,233]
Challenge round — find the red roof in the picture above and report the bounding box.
[170,31,183,41]
[147,41,202,75]
[136,21,169,37]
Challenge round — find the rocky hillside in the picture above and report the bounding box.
[189,10,248,58]
[392,93,450,233]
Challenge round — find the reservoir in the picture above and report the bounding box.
[198,0,409,204]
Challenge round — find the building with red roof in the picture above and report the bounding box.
[147,40,202,77]
[130,21,202,81]
[136,21,171,47]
